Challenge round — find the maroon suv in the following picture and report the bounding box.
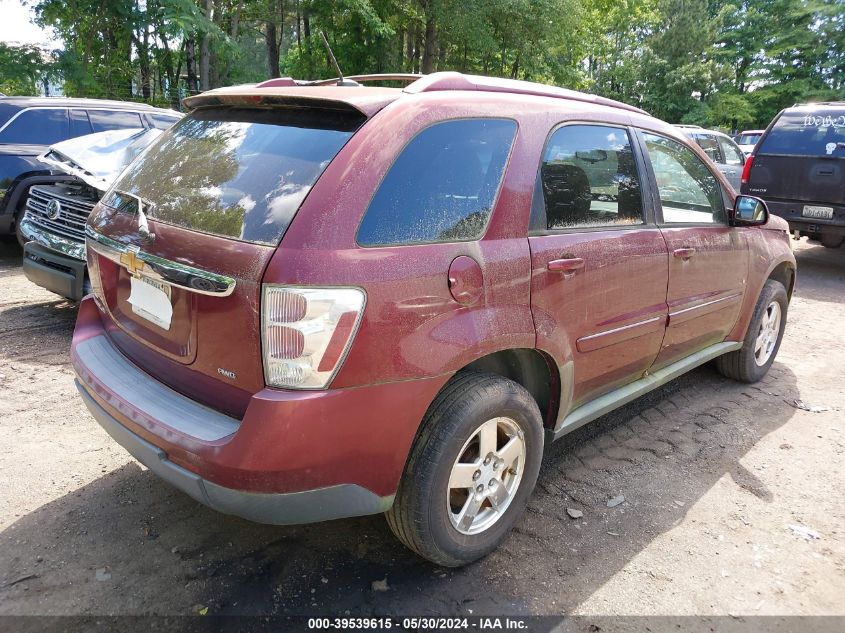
[72,72,796,566]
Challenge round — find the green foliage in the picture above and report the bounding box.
[0,43,44,95]
[25,0,845,128]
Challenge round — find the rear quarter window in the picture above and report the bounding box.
[759,110,845,157]
[357,118,517,246]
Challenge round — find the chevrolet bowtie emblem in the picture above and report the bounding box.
[119,250,145,276]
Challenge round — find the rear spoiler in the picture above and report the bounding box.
[182,85,400,117]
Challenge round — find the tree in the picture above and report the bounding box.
[0,43,45,95]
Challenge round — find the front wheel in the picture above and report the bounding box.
[715,279,788,383]
[385,371,543,567]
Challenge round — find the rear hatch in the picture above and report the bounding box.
[86,104,367,418]
[746,106,845,206]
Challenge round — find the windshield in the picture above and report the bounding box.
[736,133,761,145]
[103,107,364,245]
[758,109,845,157]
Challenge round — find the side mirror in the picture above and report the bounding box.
[731,195,769,226]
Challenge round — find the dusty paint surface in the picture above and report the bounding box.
[0,238,843,617]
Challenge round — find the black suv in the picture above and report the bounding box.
[742,102,845,248]
[0,97,181,239]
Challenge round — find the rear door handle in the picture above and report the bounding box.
[673,247,696,260]
[548,257,585,274]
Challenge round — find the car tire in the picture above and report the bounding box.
[385,370,544,567]
[820,235,843,249]
[715,280,788,383]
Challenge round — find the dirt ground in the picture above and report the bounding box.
[0,237,843,621]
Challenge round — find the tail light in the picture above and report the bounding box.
[741,155,754,185]
[261,286,366,389]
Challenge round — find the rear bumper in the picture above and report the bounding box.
[764,200,845,237]
[72,296,448,524]
[76,382,391,524]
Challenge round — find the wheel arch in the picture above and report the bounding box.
[767,260,796,300]
[462,347,561,429]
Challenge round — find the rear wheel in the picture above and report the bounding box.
[385,371,543,567]
[820,234,843,249]
[715,280,787,383]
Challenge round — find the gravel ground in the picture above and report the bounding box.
[0,237,843,620]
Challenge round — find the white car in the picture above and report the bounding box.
[735,129,765,157]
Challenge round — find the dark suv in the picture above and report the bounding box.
[742,102,845,249]
[71,73,795,566]
[0,97,181,239]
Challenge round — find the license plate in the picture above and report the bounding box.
[802,205,834,219]
[128,275,173,330]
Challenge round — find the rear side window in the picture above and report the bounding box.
[718,136,745,165]
[88,109,144,132]
[539,124,644,230]
[105,107,363,245]
[758,110,845,157]
[0,108,68,144]
[70,109,93,136]
[357,119,517,246]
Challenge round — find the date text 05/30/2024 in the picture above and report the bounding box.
[307,617,529,630]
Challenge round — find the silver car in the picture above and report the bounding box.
[674,125,747,190]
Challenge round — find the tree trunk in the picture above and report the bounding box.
[397,28,405,72]
[405,24,416,72]
[422,15,436,73]
[413,29,422,73]
[199,0,213,91]
[231,0,244,38]
[186,38,199,94]
[296,0,302,51]
[266,21,280,77]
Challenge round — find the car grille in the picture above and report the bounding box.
[24,185,96,244]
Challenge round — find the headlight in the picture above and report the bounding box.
[261,285,366,389]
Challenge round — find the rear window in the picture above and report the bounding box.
[103,107,363,245]
[736,133,761,145]
[758,109,845,157]
[357,118,517,246]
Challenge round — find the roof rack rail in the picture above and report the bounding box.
[255,74,424,89]
[674,124,703,128]
[792,100,845,107]
[309,73,423,86]
[403,72,648,115]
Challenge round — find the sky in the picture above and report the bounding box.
[0,1,61,48]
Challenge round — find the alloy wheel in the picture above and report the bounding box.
[446,416,525,535]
